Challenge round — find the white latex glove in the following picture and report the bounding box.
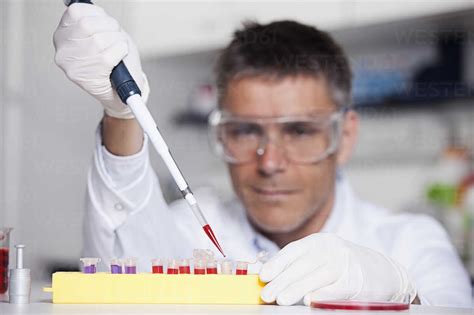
[259,233,417,306]
[53,3,150,119]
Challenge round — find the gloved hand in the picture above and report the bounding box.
[259,233,416,306]
[53,3,150,119]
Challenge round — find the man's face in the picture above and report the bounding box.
[223,75,339,233]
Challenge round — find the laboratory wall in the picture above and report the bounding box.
[1,0,473,284]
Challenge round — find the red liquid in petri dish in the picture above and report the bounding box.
[167,268,179,274]
[152,265,163,274]
[206,267,217,274]
[311,300,410,311]
[194,268,205,275]
[179,266,191,274]
[0,248,8,294]
[236,269,247,275]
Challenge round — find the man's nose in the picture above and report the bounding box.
[256,141,288,176]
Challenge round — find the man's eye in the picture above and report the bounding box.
[225,123,261,137]
[284,123,319,136]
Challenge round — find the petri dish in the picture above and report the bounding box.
[311,300,410,311]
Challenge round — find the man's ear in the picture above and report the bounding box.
[336,110,359,166]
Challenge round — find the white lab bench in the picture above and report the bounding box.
[1,303,473,315]
[0,282,472,315]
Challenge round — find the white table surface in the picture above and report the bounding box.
[1,282,472,315]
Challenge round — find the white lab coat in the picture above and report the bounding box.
[84,130,472,308]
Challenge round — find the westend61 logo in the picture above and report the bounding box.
[240,29,278,45]
[395,29,472,45]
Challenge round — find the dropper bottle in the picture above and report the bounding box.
[9,244,31,304]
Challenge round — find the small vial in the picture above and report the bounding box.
[80,258,100,274]
[110,258,122,274]
[220,259,233,275]
[193,249,205,260]
[206,260,218,274]
[167,259,179,274]
[236,261,249,275]
[123,258,137,274]
[179,259,191,274]
[194,259,206,275]
[151,258,163,274]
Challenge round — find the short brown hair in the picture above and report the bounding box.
[215,20,352,108]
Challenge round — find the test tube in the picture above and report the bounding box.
[151,258,163,274]
[220,259,233,275]
[80,258,100,274]
[193,259,206,275]
[206,260,218,274]
[123,258,137,274]
[110,258,122,274]
[236,261,249,275]
[179,259,191,274]
[167,259,179,274]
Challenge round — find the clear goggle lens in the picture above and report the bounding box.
[208,110,345,164]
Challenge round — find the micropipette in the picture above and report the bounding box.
[63,0,225,257]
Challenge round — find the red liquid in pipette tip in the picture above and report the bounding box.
[203,224,225,257]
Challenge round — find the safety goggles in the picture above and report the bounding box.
[208,109,346,164]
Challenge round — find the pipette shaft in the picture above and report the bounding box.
[127,96,225,257]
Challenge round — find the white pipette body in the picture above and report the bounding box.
[127,95,224,256]
[126,95,210,230]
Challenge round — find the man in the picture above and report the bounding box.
[53,3,472,307]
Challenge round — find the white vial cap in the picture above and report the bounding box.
[80,257,101,266]
[206,260,217,268]
[194,259,206,269]
[236,261,249,269]
[123,257,137,267]
[168,259,179,268]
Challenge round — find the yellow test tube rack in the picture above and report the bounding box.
[43,272,266,304]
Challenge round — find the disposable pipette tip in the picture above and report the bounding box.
[203,224,225,257]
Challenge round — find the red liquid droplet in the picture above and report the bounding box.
[194,268,205,275]
[179,266,191,274]
[0,248,9,294]
[310,301,410,311]
[203,224,225,257]
[152,265,163,274]
[206,267,217,274]
[236,269,247,275]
